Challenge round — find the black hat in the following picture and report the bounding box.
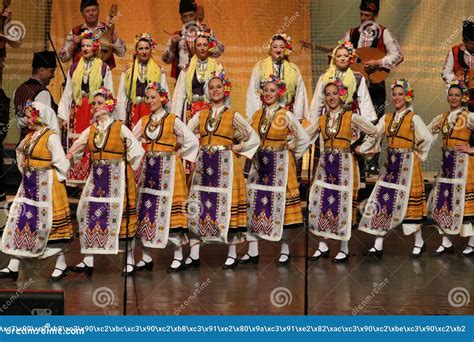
[179,0,197,14]
[360,0,379,14]
[32,51,56,69]
[80,0,99,11]
[463,20,474,41]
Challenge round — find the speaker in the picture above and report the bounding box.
[0,290,64,315]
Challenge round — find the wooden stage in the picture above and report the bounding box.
[0,214,472,315]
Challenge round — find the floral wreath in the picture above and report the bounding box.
[80,30,101,50]
[135,33,157,50]
[208,71,232,97]
[260,74,287,97]
[324,77,349,102]
[195,30,217,52]
[391,78,414,102]
[271,33,293,57]
[447,80,470,103]
[146,82,170,106]
[336,40,357,64]
[24,100,42,125]
[92,87,116,112]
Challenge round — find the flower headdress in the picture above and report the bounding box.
[195,30,217,53]
[447,80,470,103]
[260,74,287,97]
[135,33,157,50]
[336,40,357,64]
[271,33,293,57]
[208,70,231,97]
[24,100,42,125]
[391,78,414,102]
[324,77,349,103]
[92,87,116,112]
[80,30,101,50]
[146,82,170,106]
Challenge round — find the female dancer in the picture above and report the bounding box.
[241,75,310,266]
[307,78,378,262]
[67,87,144,276]
[358,79,434,258]
[0,101,72,282]
[186,71,259,269]
[117,33,169,127]
[58,31,113,186]
[132,82,199,272]
[428,81,474,257]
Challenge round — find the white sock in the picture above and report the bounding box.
[312,240,329,257]
[369,237,384,252]
[334,241,349,259]
[136,247,152,267]
[80,254,94,267]
[51,253,67,277]
[185,242,200,264]
[1,258,20,273]
[463,236,474,254]
[279,230,290,262]
[170,246,184,268]
[225,244,237,265]
[414,230,424,247]
[435,236,452,252]
[241,241,259,260]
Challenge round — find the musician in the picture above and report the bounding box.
[161,0,224,79]
[59,0,126,70]
[442,20,474,111]
[342,0,403,174]
[13,51,57,142]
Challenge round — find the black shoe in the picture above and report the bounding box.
[68,262,94,276]
[332,251,349,263]
[431,244,454,256]
[239,253,259,265]
[462,245,474,258]
[308,249,329,261]
[184,257,200,269]
[47,268,68,282]
[0,267,19,281]
[363,247,383,258]
[167,259,185,273]
[135,259,153,271]
[121,264,135,277]
[277,253,291,266]
[222,257,238,269]
[410,243,426,259]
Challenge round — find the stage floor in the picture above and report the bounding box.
[0,222,472,315]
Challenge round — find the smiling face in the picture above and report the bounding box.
[262,82,280,106]
[145,88,164,113]
[81,38,97,59]
[334,46,350,70]
[270,39,286,62]
[391,85,407,111]
[91,94,107,113]
[194,37,210,60]
[447,86,463,110]
[208,77,225,104]
[136,40,152,63]
[324,83,343,111]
